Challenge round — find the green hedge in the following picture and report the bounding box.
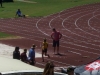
[3,0,13,2]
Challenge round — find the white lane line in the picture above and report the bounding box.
[68,51,81,55]
[1,28,100,56]
[37,22,100,52]
[75,12,100,38]
[88,14,100,32]
[62,11,98,40]
[48,8,100,47]
[35,9,100,54]
[0,13,100,55]
[45,58,71,66]
[36,18,50,36]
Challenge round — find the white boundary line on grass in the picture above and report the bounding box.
[16,0,37,3]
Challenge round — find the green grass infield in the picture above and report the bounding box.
[0,0,100,18]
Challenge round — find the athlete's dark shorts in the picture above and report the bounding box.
[53,40,59,47]
[42,49,47,53]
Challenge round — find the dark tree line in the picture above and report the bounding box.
[3,0,13,2]
[0,0,2,7]
[0,0,13,8]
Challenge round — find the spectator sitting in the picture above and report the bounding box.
[20,49,28,63]
[42,61,54,75]
[13,46,20,60]
[15,9,25,18]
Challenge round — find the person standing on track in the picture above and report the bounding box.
[28,44,36,65]
[51,28,62,55]
[41,38,50,62]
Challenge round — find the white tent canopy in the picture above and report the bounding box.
[0,57,67,75]
[0,56,43,74]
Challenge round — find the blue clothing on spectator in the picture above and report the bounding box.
[28,48,35,60]
[16,10,22,16]
[16,11,21,16]
[16,9,25,17]
[28,48,35,65]
[16,9,24,17]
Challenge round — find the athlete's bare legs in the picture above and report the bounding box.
[57,47,59,54]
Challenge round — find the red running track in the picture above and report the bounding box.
[0,3,100,72]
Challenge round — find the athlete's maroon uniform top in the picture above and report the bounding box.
[51,31,62,47]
